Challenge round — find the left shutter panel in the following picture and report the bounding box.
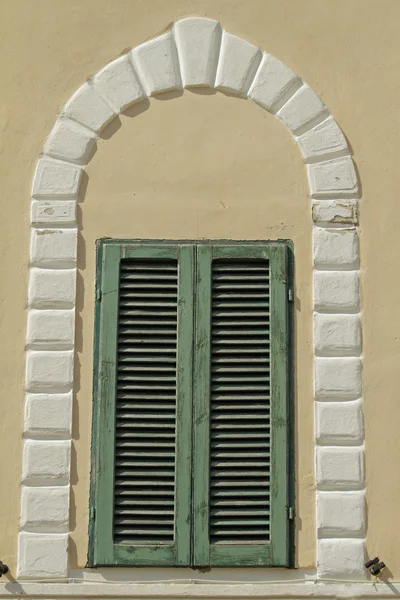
[90,242,194,567]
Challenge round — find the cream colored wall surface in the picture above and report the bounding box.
[2,0,400,578]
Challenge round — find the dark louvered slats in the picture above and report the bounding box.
[113,260,178,545]
[210,260,271,545]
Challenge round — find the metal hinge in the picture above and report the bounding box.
[288,288,294,302]
[90,506,96,521]
[288,506,295,520]
[96,288,102,302]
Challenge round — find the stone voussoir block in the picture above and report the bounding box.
[62,82,116,133]
[316,445,364,490]
[92,55,145,113]
[32,157,82,198]
[24,392,73,435]
[298,117,349,161]
[174,18,221,88]
[308,156,358,198]
[131,31,182,96]
[44,118,97,165]
[277,84,326,135]
[215,31,261,96]
[248,52,300,111]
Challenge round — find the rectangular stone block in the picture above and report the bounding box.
[313,227,359,269]
[24,392,73,435]
[308,156,358,198]
[18,532,68,578]
[31,200,76,225]
[312,199,358,225]
[27,309,75,349]
[30,228,77,267]
[22,440,71,484]
[21,486,70,531]
[318,538,367,580]
[314,313,361,356]
[314,271,360,312]
[316,446,364,490]
[317,491,366,537]
[315,357,362,399]
[316,400,364,444]
[26,350,74,392]
[28,268,76,308]
[32,157,82,197]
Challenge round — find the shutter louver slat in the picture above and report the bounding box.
[209,259,271,546]
[113,259,178,546]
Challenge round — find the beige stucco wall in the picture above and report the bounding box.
[2,0,400,578]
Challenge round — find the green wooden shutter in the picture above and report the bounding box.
[193,243,290,567]
[89,242,194,567]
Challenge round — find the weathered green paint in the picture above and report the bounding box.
[91,243,121,565]
[192,244,290,567]
[89,239,293,568]
[174,245,195,565]
[90,241,194,567]
[192,245,212,566]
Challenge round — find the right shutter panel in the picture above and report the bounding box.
[193,243,290,567]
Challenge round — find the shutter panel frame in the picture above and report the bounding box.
[89,241,194,567]
[193,243,290,568]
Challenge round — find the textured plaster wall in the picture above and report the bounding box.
[1,0,400,577]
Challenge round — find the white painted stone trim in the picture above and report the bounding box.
[3,580,400,599]
[21,17,363,582]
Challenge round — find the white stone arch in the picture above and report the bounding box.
[20,18,364,580]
